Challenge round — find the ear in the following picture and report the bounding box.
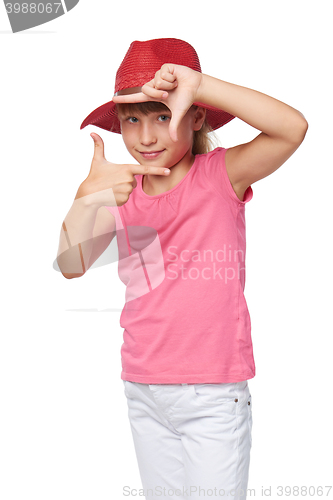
[193,106,206,131]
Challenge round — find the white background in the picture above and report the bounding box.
[1,1,332,499]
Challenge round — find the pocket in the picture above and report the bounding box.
[193,383,238,406]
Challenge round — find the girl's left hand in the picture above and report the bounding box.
[112,64,203,142]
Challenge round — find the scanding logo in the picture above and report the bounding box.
[3,0,80,33]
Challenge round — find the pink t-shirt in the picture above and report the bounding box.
[106,147,255,383]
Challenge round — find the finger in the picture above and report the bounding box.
[141,83,169,100]
[153,69,178,90]
[169,110,186,143]
[153,79,177,91]
[128,164,171,176]
[160,63,177,78]
[91,133,106,161]
[159,67,177,84]
[169,109,188,142]
[112,88,168,103]
[112,92,155,104]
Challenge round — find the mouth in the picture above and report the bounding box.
[138,149,165,159]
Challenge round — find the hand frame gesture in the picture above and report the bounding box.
[112,64,203,142]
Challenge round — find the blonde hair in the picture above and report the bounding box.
[115,102,219,155]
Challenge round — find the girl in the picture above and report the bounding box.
[61,38,308,499]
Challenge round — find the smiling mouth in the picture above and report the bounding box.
[138,149,165,153]
[138,150,165,158]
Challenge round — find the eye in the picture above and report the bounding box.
[158,115,170,122]
[127,116,139,123]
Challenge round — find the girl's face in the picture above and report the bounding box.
[118,106,205,170]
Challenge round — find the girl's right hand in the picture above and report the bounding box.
[75,133,170,207]
[112,63,203,142]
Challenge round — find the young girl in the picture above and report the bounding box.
[59,38,308,499]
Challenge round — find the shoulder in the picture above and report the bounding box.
[201,147,252,203]
[195,147,225,166]
[224,148,249,202]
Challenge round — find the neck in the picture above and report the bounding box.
[143,149,195,196]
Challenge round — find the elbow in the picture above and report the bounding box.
[301,118,309,135]
[62,273,74,280]
[56,255,86,279]
[291,118,308,144]
[61,271,85,279]
[298,111,309,133]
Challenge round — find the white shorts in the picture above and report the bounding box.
[123,380,253,500]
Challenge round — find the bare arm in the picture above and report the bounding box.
[56,132,171,279]
[57,195,116,279]
[113,64,308,200]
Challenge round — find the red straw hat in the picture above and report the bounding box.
[80,38,235,133]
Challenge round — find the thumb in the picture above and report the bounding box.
[169,111,184,143]
[91,133,106,161]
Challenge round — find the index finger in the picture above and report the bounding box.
[112,92,151,104]
[112,87,168,104]
[128,164,171,176]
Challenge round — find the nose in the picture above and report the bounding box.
[139,121,157,147]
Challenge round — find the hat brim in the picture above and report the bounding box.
[80,100,121,133]
[80,100,235,134]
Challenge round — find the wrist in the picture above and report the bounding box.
[75,181,118,209]
[194,72,208,104]
[75,182,103,208]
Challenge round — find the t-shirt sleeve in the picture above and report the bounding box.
[204,147,253,205]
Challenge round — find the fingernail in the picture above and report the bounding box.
[164,169,170,174]
[162,92,168,98]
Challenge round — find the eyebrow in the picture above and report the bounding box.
[120,110,172,120]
